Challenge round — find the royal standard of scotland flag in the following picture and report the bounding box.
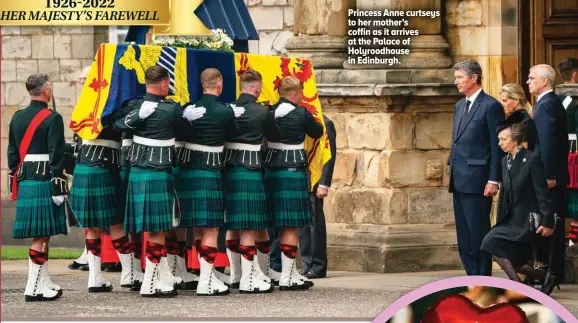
[71,43,330,190]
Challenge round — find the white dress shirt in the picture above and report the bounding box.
[537,89,554,102]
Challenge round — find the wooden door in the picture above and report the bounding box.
[520,0,578,86]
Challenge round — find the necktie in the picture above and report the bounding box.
[464,100,471,117]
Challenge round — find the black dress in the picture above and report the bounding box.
[481,148,554,264]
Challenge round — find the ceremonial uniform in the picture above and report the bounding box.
[177,93,236,296]
[8,100,68,301]
[264,98,323,290]
[69,98,142,293]
[561,94,578,241]
[178,94,236,228]
[223,93,283,293]
[116,92,193,297]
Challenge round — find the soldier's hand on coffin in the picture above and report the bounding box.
[230,104,246,118]
[183,105,207,121]
[52,195,65,206]
[138,101,159,119]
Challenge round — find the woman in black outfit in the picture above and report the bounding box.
[481,110,556,294]
[499,83,538,151]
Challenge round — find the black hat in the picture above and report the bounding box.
[496,109,526,135]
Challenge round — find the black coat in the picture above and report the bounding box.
[518,109,538,152]
[533,92,569,187]
[495,148,554,243]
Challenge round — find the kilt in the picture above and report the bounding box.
[265,169,312,228]
[13,179,68,239]
[177,169,224,228]
[120,166,130,185]
[124,166,177,233]
[224,167,269,230]
[69,164,122,229]
[568,189,578,219]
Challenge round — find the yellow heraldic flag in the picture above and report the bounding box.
[70,44,118,139]
[234,53,331,191]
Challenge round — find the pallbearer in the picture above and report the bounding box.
[116,65,197,298]
[8,74,68,301]
[223,70,283,293]
[69,79,142,293]
[177,68,238,296]
[264,76,323,290]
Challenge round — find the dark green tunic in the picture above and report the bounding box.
[223,93,283,230]
[8,100,68,238]
[265,99,324,228]
[114,93,194,233]
[177,94,236,228]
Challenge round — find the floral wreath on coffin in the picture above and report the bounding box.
[152,28,235,52]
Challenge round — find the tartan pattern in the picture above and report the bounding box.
[568,189,578,219]
[13,179,68,239]
[120,166,130,185]
[223,167,269,230]
[176,169,224,228]
[69,164,122,229]
[265,169,312,228]
[124,166,176,233]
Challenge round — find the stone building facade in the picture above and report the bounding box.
[2,0,578,277]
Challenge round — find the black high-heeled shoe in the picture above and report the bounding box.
[540,274,557,295]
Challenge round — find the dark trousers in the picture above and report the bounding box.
[452,191,493,276]
[268,227,282,272]
[538,186,567,283]
[298,193,327,275]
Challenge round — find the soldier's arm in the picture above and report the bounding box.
[112,99,147,132]
[7,117,20,191]
[173,105,194,142]
[46,114,68,195]
[304,108,324,139]
[263,110,283,142]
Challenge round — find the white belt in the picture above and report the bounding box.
[185,143,224,153]
[570,134,577,141]
[267,142,304,150]
[133,135,175,147]
[24,154,49,162]
[225,142,261,152]
[175,141,185,148]
[122,139,133,147]
[83,139,121,150]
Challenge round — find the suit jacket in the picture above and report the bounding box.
[316,116,336,189]
[533,92,569,187]
[449,90,505,194]
[496,149,554,242]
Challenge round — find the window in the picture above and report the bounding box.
[108,26,130,44]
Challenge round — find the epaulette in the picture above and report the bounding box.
[161,98,178,104]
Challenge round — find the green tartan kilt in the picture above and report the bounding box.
[120,166,130,185]
[13,179,68,239]
[265,168,312,228]
[176,169,224,228]
[568,189,578,219]
[223,167,269,230]
[124,166,177,233]
[69,164,122,229]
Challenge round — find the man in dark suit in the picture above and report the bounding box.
[299,115,336,279]
[449,60,505,276]
[527,64,570,284]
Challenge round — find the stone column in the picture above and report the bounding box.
[285,0,355,69]
[345,0,451,69]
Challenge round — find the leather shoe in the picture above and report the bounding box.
[304,271,326,279]
[300,266,311,276]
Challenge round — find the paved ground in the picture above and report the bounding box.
[2,260,577,320]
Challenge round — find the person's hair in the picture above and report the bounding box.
[25,74,50,96]
[278,76,303,97]
[453,59,483,85]
[499,83,533,117]
[530,64,556,87]
[558,58,578,81]
[508,123,527,145]
[145,65,169,84]
[201,68,223,89]
[240,69,262,90]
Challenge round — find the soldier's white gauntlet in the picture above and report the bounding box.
[183,105,207,121]
[139,101,158,119]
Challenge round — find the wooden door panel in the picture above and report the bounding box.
[549,0,578,17]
